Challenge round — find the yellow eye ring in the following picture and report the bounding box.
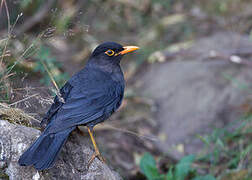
[105,49,115,56]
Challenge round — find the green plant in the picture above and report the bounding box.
[140,153,215,180]
[140,111,252,180]
[198,113,252,177]
[140,153,165,180]
[34,45,69,88]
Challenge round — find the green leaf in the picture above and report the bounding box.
[216,138,225,150]
[175,155,195,180]
[140,153,164,180]
[196,134,210,146]
[166,167,174,180]
[36,46,50,60]
[192,175,216,180]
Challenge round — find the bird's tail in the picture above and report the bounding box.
[18,127,75,170]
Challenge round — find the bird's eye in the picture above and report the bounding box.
[105,49,115,56]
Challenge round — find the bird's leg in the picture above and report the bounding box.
[87,127,106,167]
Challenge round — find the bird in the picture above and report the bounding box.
[18,42,139,171]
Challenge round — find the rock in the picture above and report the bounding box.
[137,32,252,159]
[0,120,122,180]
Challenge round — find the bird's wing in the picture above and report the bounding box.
[41,82,73,126]
[46,68,124,133]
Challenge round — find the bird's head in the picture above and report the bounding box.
[90,42,139,64]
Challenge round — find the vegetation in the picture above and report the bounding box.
[140,153,215,180]
[34,45,69,87]
[140,113,252,180]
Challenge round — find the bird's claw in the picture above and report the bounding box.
[88,151,106,167]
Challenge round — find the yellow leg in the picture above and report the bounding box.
[87,127,106,167]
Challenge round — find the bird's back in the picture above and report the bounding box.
[43,65,125,133]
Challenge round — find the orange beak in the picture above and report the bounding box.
[119,46,139,55]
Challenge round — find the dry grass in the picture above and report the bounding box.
[0,93,40,129]
[0,106,39,128]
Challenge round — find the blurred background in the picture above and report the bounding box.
[0,0,252,179]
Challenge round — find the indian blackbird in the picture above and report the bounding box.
[18,42,139,170]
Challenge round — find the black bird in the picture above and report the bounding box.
[18,42,139,170]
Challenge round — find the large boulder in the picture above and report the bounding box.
[137,32,252,159]
[0,120,122,180]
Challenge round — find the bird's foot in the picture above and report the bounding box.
[88,151,106,167]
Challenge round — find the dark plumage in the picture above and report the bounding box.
[18,42,139,170]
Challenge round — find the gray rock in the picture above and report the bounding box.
[0,120,122,180]
[137,32,252,159]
